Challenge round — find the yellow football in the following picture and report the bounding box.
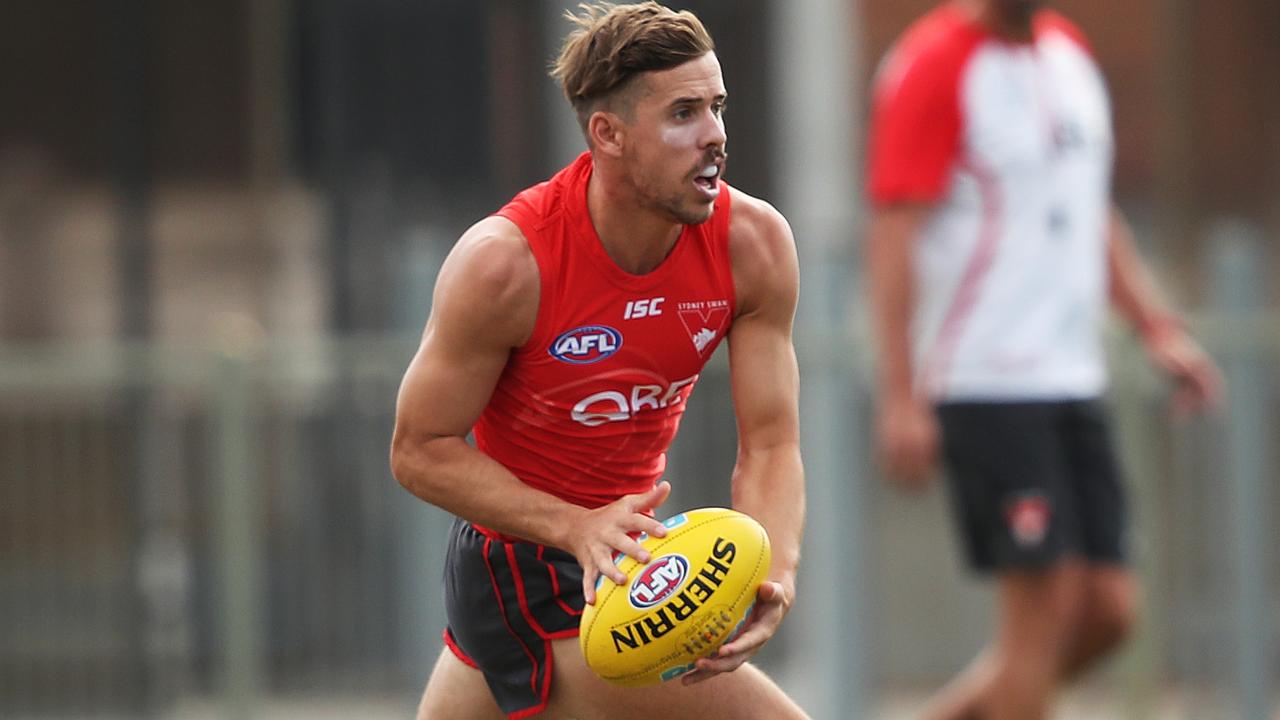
[578,507,771,687]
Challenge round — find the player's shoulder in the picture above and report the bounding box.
[726,187,798,316]
[875,4,987,100]
[897,3,978,53]
[441,215,539,311]
[726,186,795,264]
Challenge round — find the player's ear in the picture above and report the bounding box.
[588,111,626,158]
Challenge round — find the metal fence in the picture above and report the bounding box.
[2,292,1278,717]
[0,338,437,718]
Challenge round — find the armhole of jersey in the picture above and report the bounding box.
[715,185,738,319]
[494,206,554,358]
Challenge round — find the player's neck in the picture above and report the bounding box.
[586,172,682,276]
[962,0,1036,42]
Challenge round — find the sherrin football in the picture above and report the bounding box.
[579,507,771,687]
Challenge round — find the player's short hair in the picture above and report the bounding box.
[551,2,715,138]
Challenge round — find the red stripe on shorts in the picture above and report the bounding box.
[482,537,541,695]
[507,543,578,641]
[441,628,479,669]
[505,640,557,720]
[538,545,583,618]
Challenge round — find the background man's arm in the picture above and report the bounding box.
[866,203,939,487]
[1106,207,1223,415]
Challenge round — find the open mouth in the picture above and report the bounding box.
[693,163,720,194]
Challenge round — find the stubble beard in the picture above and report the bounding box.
[662,195,715,226]
[635,171,714,227]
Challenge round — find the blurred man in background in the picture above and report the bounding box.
[391,3,807,719]
[865,0,1222,718]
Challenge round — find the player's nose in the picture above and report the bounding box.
[700,110,726,148]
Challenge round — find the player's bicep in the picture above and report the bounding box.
[394,323,510,442]
[727,312,801,451]
[394,220,537,442]
[727,202,801,449]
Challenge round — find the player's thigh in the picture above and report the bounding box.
[993,560,1087,649]
[544,637,810,720]
[1079,563,1138,632]
[417,647,505,720]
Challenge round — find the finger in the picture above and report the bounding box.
[641,515,668,538]
[1171,369,1214,417]
[631,480,671,513]
[582,566,598,606]
[756,580,786,604]
[680,668,715,686]
[713,608,778,657]
[614,534,651,564]
[594,548,628,586]
[1194,364,1225,408]
[714,626,767,659]
[623,513,669,539]
[691,649,747,677]
[718,582,787,653]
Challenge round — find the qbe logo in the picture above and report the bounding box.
[548,325,623,364]
[628,554,689,609]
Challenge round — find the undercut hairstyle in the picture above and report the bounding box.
[551,2,715,139]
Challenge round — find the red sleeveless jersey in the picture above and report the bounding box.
[473,151,736,510]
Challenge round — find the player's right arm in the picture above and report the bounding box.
[390,216,669,603]
[864,32,964,489]
[866,204,939,488]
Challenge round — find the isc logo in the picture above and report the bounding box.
[549,325,623,364]
[624,297,665,319]
[629,555,689,609]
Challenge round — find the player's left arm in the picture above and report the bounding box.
[686,188,804,683]
[1107,205,1223,415]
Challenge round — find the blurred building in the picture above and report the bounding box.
[2,1,1276,343]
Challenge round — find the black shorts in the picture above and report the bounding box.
[442,517,584,720]
[936,399,1129,572]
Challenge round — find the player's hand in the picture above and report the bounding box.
[1142,327,1224,418]
[876,393,939,490]
[680,580,792,685]
[572,480,671,606]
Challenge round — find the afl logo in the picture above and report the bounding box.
[629,554,690,609]
[549,325,623,364]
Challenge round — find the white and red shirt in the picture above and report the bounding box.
[475,152,736,509]
[869,3,1114,401]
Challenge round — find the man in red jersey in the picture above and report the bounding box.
[866,1,1221,718]
[390,3,808,719]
